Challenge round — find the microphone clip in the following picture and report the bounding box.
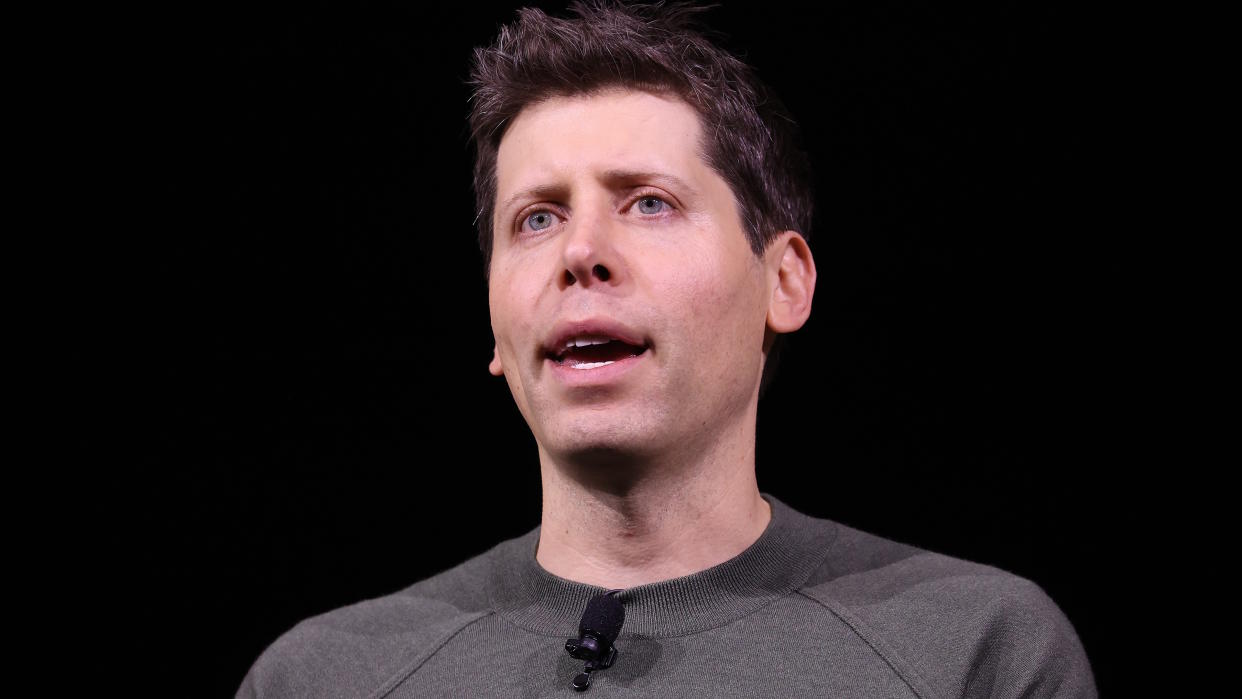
[565,638,617,690]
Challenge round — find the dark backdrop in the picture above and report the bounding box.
[125,2,1131,696]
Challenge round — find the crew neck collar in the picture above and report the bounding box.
[485,493,839,639]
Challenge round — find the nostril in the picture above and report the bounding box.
[564,265,610,286]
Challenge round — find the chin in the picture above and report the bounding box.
[542,417,665,464]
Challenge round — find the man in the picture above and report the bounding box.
[238,2,1096,696]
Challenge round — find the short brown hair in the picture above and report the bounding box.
[468,0,814,396]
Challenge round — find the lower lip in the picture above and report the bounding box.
[546,350,649,387]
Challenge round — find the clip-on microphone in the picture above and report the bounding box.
[565,589,625,691]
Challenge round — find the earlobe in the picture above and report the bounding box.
[765,231,817,334]
[489,344,504,377]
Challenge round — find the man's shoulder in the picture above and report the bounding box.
[800,518,1053,608]
[798,518,1097,698]
[235,533,526,698]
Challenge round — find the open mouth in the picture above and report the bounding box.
[546,338,649,370]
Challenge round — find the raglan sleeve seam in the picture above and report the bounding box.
[369,610,495,699]
[795,588,945,699]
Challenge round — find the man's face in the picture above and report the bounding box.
[488,88,777,463]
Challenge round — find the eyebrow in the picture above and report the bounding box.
[498,184,567,222]
[498,169,700,219]
[599,169,700,200]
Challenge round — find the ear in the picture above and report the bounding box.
[489,343,504,377]
[764,231,816,335]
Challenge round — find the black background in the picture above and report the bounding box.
[124,2,1133,696]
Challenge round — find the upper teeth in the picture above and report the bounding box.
[560,336,614,353]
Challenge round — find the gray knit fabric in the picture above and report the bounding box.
[237,494,1096,698]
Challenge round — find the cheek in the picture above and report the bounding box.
[489,271,545,413]
[489,298,520,380]
[490,267,538,345]
[663,255,763,365]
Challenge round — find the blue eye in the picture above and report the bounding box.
[524,211,559,232]
[636,197,666,215]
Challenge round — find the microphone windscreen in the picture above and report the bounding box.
[579,592,625,644]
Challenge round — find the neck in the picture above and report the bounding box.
[534,407,771,589]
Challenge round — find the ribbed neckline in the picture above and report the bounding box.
[485,493,839,639]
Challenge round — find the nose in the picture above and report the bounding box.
[559,206,619,289]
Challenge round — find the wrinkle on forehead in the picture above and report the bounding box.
[493,89,716,224]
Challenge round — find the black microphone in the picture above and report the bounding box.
[565,590,625,691]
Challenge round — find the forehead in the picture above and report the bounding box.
[494,88,712,209]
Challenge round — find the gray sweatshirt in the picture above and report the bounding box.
[237,493,1096,698]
